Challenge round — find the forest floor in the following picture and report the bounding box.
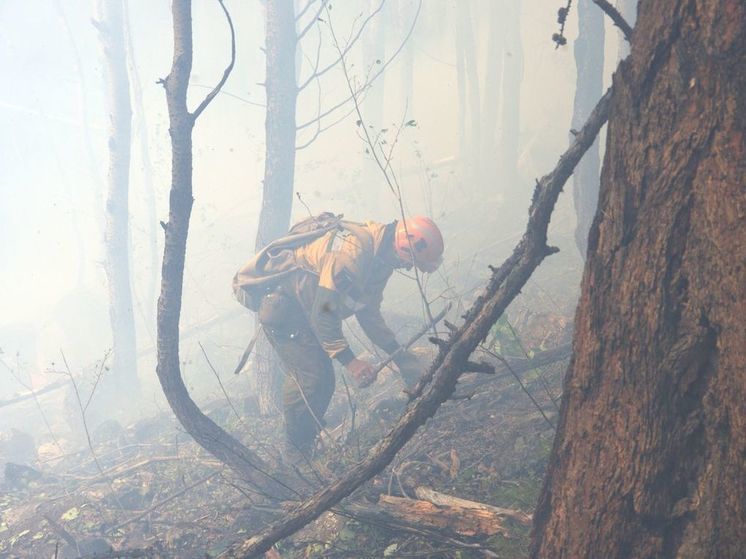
[0,213,581,558]
[0,307,570,559]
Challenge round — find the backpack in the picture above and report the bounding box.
[233,213,344,311]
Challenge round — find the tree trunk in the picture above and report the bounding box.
[254,0,298,416]
[498,0,524,205]
[157,0,288,496]
[257,0,297,251]
[531,1,746,557]
[97,0,139,394]
[571,0,605,258]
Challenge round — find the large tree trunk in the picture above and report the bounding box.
[571,0,605,258]
[254,0,298,416]
[96,0,139,394]
[531,1,746,557]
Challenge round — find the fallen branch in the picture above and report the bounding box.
[346,494,510,539]
[413,486,532,526]
[220,87,613,557]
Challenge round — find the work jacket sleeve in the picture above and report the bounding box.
[355,296,400,355]
[309,285,355,364]
[308,254,359,365]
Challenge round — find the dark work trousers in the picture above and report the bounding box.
[258,288,335,454]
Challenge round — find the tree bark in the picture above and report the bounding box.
[571,0,605,258]
[97,0,139,394]
[253,0,298,416]
[157,0,289,497]
[531,1,746,557]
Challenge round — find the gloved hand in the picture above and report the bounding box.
[346,358,378,388]
[393,350,425,387]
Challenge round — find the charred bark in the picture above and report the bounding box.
[531,1,746,557]
[571,0,605,258]
[96,0,138,394]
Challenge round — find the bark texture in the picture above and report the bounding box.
[572,0,605,258]
[97,0,138,393]
[531,1,746,557]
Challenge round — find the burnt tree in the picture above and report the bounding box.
[531,1,746,557]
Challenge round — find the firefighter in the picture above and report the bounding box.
[233,214,444,458]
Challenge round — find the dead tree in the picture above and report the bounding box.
[531,0,746,557]
[220,79,613,559]
[156,0,290,497]
[571,0,605,257]
[95,0,139,394]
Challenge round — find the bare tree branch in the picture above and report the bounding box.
[295,0,422,132]
[295,0,318,23]
[297,0,385,91]
[296,0,328,42]
[592,0,633,41]
[220,87,614,558]
[192,0,237,120]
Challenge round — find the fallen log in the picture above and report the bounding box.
[344,493,512,540]
[413,486,532,526]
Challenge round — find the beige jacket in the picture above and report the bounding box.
[233,220,399,361]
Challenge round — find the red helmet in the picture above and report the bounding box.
[394,216,444,272]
